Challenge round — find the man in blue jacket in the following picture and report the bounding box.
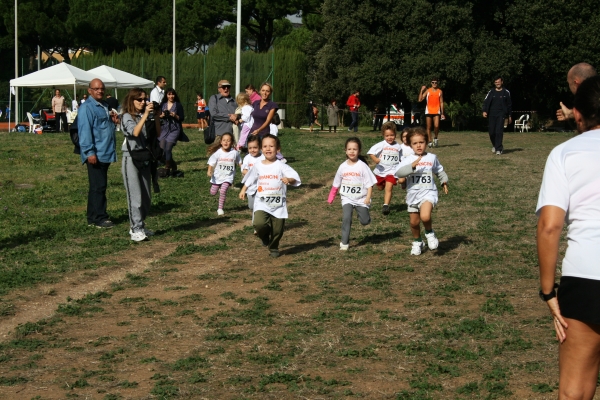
[482,76,512,155]
[78,78,118,228]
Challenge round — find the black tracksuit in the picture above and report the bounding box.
[482,88,512,152]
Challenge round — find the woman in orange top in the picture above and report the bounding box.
[418,78,445,147]
[197,93,207,131]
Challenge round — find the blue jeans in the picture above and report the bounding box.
[349,111,359,132]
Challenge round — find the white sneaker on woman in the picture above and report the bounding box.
[130,231,147,242]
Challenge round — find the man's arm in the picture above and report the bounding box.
[556,102,573,121]
[505,89,512,124]
[77,106,96,164]
[482,90,491,117]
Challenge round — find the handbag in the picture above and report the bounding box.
[204,95,218,145]
[125,135,153,169]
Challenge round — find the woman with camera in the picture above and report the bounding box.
[537,75,600,399]
[121,88,160,242]
[159,88,187,177]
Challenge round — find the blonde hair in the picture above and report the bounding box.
[381,121,397,136]
[207,133,236,156]
[260,82,273,95]
[236,92,251,107]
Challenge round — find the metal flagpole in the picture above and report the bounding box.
[172,0,176,89]
[14,0,18,125]
[235,0,241,94]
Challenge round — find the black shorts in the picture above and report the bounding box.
[425,114,441,118]
[197,112,206,119]
[558,276,600,325]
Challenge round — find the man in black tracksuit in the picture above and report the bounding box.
[482,76,512,155]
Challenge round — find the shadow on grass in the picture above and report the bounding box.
[356,230,403,246]
[435,235,472,256]
[150,202,182,215]
[171,217,235,232]
[0,229,56,250]
[304,183,326,190]
[286,219,308,231]
[283,238,335,255]
[284,157,297,164]
[501,148,524,154]
[435,143,460,148]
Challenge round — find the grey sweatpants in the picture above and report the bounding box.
[248,194,256,222]
[341,204,371,245]
[122,156,152,233]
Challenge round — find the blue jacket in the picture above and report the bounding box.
[77,97,117,164]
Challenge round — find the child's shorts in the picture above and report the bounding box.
[407,196,437,213]
[376,175,398,187]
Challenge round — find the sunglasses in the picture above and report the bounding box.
[134,98,146,102]
[431,81,438,84]
[220,85,231,89]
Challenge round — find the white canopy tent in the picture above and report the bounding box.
[8,63,116,128]
[87,66,154,90]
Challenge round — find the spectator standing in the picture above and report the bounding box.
[373,103,385,131]
[537,75,600,399]
[197,93,207,131]
[482,76,512,155]
[150,76,167,104]
[5,105,10,120]
[72,96,79,111]
[346,91,361,132]
[105,93,119,112]
[245,84,261,104]
[80,94,88,106]
[52,89,68,132]
[208,80,238,136]
[77,78,118,228]
[250,83,277,138]
[327,99,339,133]
[556,63,597,121]
[159,88,187,177]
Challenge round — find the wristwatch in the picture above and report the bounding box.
[539,283,559,302]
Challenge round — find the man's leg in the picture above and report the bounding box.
[352,112,359,132]
[86,161,110,225]
[488,116,497,148]
[493,116,505,152]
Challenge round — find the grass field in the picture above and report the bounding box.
[0,127,574,399]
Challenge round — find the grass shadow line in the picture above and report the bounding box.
[501,148,524,154]
[171,217,235,232]
[356,230,403,246]
[435,235,472,256]
[283,238,335,255]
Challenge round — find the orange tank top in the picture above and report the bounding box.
[425,88,441,115]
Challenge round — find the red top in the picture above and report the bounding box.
[346,94,360,112]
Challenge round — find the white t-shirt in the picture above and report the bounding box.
[72,99,78,111]
[207,148,242,185]
[150,86,164,104]
[400,143,414,159]
[241,160,301,218]
[398,153,445,206]
[240,104,253,127]
[536,129,600,280]
[332,160,377,207]
[241,153,265,195]
[368,140,402,177]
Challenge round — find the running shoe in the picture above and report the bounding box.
[340,242,349,251]
[411,240,424,255]
[130,231,148,242]
[129,229,154,237]
[382,204,390,215]
[433,139,438,147]
[217,209,224,216]
[491,147,495,153]
[425,231,439,250]
[496,151,502,155]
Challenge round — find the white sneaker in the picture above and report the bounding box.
[492,147,495,153]
[217,209,224,216]
[496,151,502,155]
[425,231,439,250]
[433,139,438,147]
[428,142,432,147]
[340,242,349,251]
[129,228,154,237]
[130,231,147,242]
[411,241,424,255]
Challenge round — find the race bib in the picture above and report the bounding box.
[408,172,434,190]
[379,150,400,166]
[216,161,235,180]
[340,182,364,199]
[258,185,284,210]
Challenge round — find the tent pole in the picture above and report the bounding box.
[8,87,11,131]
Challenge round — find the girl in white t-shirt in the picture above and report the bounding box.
[239,134,301,258]
[395,128,448,255]
[368,122,402,216]
[328,137,377,250]
[207,133,242,216]
[241,135,265,222]
[236,92,254,149]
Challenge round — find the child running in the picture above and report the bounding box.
[239,134,301,258]
[328,137,377,251]
[207,133,242,216]
[395,128,449,255]
[368,121,403,215]
[236,92,254,149]
[241,135,265,223]
[398,126,415,189]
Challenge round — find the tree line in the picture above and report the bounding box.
[1,0,599,120]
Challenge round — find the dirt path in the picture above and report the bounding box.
[0,179,330,339]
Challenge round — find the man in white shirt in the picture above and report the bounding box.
[150,76,167,104]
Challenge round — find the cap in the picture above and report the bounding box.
[218,80,231,88]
